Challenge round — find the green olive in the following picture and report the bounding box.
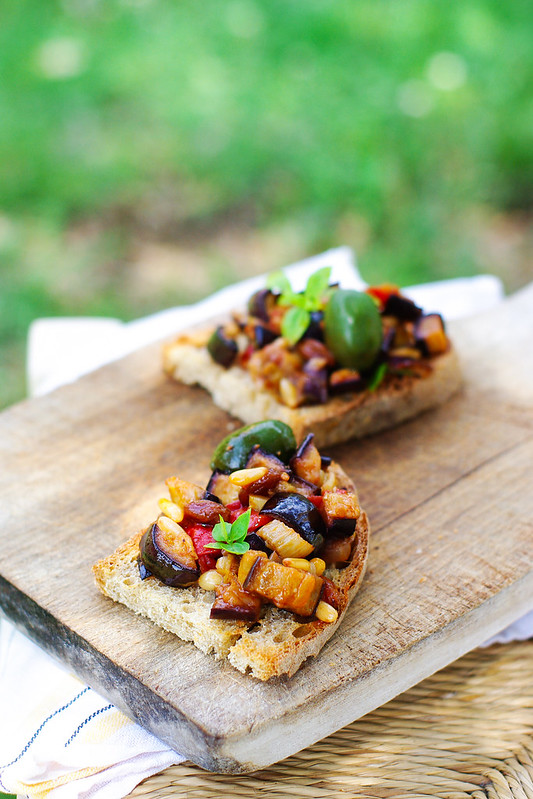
[211,420,297,473]
[324,289,383,372]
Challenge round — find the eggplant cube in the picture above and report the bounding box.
[415,314,448,356]
[244,558,323,617]
[290,433,322,486]
[210,574,262,622]
[322,491,360,537]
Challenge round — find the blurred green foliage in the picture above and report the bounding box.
[0,0,532,407]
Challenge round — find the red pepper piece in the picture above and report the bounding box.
[187,523,221,573]
[308,495,323,509]
[366,284,399,311]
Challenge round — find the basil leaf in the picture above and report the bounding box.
[304,267,332,310]
[281,306,310,345]
[210,516,229,542]
[223,540,250,555]
[266,270,291,294]
[230,508,251,541]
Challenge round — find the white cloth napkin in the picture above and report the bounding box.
[1,247,530,799]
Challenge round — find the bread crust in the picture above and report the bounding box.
[163,330,462,448]
[93,465,369,681]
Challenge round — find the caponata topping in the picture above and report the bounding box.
[138,423,361,624]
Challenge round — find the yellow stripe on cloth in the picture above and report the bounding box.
[10,766,104,799]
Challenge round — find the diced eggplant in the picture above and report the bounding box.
[237,549,267,585]
[256,518,314,559]
[203,490,222,504]
[320,455,332,469]
[284,473,321,497]
[261,492,325,552]
[247,288,275,322]
[290,433,322,486]
[383,293,423,321]
[140,519,199,587]
[321,491,360,537]
[240,447,288,500]
[319,535,354,566]
[392,321,416,349]
[138,560,152,580]
[380,326,396,355]
[321,462,356,492]
[184,499,231,525]
[205,470,240,505]
[302,309,325,341]
[329,368,365,394]
[210,574,262,622]
[207,326,238,368]
[244,532,272,555]
[254,324,277,349]
[243,557,323,617]
[302,361,329,404]
[414,313,448,356]
[246,447,287,472]
[297,337,336,366]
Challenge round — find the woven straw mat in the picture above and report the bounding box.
[129,640,533,799]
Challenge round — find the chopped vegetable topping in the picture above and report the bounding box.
[206,269,450,409]
[138,423,362,625]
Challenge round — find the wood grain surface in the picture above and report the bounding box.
[0,283,532,773]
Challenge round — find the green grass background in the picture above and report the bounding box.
[1,0,532,409]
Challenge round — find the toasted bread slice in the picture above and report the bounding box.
[93,465,369,681]
[163,329,462,448]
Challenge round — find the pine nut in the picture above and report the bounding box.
[198,569,224,591]
[279,377,299,408]
[156,515,184,535]
[158,498,184,523]
[282,558,311,571]
[315,601,338,623]
[216,554,237,576]
[229,467,268,487]
[310,557,326,577]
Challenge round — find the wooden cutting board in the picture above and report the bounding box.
[1,283,532,774]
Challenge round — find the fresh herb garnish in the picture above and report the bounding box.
[205,509,251,555]
[266,267,333,345]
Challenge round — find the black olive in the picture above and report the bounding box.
[261,492,325,552]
